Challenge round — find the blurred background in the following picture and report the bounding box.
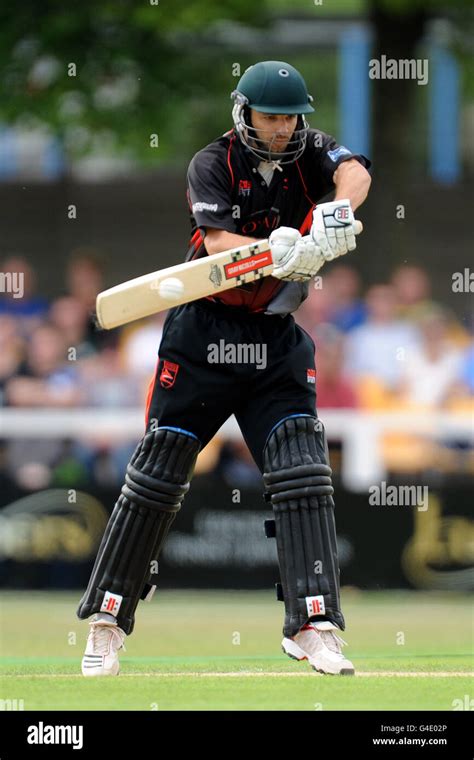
[0,0,472,597]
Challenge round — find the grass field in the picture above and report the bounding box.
[0,589,472,711]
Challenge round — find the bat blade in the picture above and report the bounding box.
[96,221,363,330]
[96,239,273,329]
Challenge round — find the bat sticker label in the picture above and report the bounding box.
[209,264,223,287]
[224,250,272,280]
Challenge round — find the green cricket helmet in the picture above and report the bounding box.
[231,61,315,164]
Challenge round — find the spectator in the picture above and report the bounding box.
[49,296,96,360]
[398,307,464,407]
[344,284,419,389]
[66,248,117,350]
[313,324,358,408]
[392,264,469,347]
[295,279,335,337]
[324,264,367,332]
[76,347,140,407]
[0,255,49,335]
[118,312,166,380]
[66,248,105,313]
[4,322,83,407]
[391,264,433,319]
[0,316,25,404]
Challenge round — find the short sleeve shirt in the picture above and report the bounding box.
[186,128,371,311]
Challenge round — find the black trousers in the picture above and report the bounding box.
[146,298,317,472]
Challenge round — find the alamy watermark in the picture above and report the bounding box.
[207,340,267,370]
[369,56,429,86]
[0,271,24,298]
[0,698,25,710]
[369,482,429,511]
[452,268,473,293]
[452,695,473,710]
[27,722,83,749]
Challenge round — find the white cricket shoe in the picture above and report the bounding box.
[282,621,355,675]
[81,619,126,676]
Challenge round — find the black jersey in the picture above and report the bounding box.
[186,128,371,313]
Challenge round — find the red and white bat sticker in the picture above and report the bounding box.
[224,250,273,279]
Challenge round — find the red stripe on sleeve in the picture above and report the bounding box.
[144,357,159,428]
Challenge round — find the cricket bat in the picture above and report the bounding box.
[95,222,362,330]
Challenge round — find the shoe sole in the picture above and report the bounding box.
[81,658,120,677]
[281,640,355,676]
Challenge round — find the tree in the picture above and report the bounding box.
[0,0,266,164]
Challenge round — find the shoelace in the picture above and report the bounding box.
[90,623,126,655]
[318,629,348,656]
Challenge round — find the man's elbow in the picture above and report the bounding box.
[350,162,372,201]
[336,159,371,185]
[203,228,225,255]
[362,166,372,191]
[360,169,372,201]
[203,236,219,256]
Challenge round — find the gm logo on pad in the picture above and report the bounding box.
[100,591,123,615]
[305,595,326,616]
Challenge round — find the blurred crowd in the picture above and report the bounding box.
[298,264,472,410]
[0,251,472,490]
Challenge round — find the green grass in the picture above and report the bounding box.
[269,0,365,14]
[0,589,472,711]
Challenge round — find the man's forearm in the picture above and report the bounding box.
[333,159,371,211]
[204,228,261,255]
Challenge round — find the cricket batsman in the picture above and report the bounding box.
[77,61,371,676]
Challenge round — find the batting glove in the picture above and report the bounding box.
[310,199,357,261]
[269,227,326,281]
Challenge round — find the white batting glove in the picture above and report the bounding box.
[310,199,357,261]
[269,227,326,281]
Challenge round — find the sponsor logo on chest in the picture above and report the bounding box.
[238,179,252,197]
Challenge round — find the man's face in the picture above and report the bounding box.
[249,109,298,153]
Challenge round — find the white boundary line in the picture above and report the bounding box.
[3,671,472,678]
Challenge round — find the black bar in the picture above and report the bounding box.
[0,710,471,757]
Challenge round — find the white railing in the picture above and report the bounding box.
[0,408,472,492]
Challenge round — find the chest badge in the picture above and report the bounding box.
[238,179,252,197]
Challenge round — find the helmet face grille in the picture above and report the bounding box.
[231,96,309,165]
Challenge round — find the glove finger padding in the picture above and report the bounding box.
[269,226,302,245]
[271,230,325,281]
[279,237,325,280]
[269,227,302,271]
